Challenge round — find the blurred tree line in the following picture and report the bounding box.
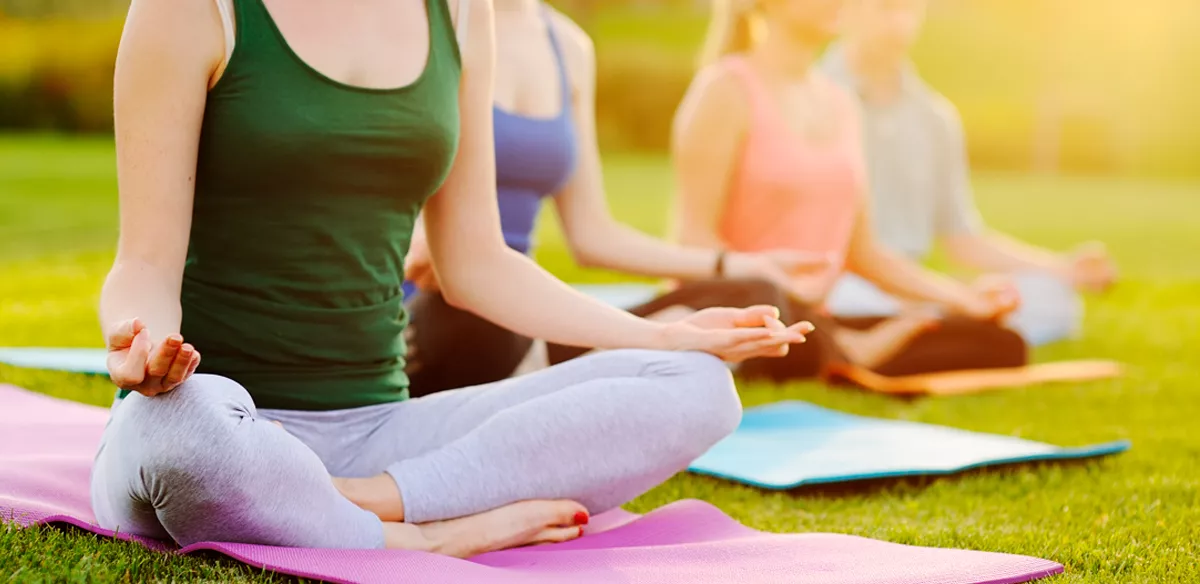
[1,0,1197,176]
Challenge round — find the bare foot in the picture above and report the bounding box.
[835,309,939,369]
[382,499,589,558]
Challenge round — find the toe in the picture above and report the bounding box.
[531,525,585,546]
[532,500,588,528]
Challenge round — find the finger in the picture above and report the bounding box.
[146,335,183,378]
[106,318,144,349]
[107,352,138,388]
[788,320,815,335]
[761,314,787,331]
[732,305,780,327]
[712,327,802,357]
[722,338,793,362]
[184,351,201,380]
[118,330,153,387]
[701,327,776,351]
[163,343,195,389]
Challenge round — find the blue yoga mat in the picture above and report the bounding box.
[0,348,107,375]
[687,401,1130,490]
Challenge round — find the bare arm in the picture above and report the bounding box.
[99,0,221,393]
[944,230,1070,276]
[932,101,1070,276]
[549,13,722,280]
[932,99,1115,291]
[846,199,971,306]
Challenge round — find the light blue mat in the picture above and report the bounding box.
[0,348,107,375]
[573,283,660,309]
[687,401,1130,490]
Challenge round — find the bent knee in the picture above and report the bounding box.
[655,351,743,452]
[121,373,252,416]
[993,326,1029,367]
[114,375,256,463]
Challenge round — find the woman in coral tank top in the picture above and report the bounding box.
[662,0,1029,381]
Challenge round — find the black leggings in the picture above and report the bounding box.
[405,291,535,398]
[405,279,1028,397]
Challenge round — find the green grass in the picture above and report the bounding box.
[2,134,1199,582]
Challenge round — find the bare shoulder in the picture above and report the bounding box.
[675,60,749,129]
[545,7,595,91]
[452,0,495,70]
[450,0,493,25]
[121,0,225,72]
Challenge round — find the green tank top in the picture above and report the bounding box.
[176,0,461,410]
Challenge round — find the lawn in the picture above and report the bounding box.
[1,135,1198,582]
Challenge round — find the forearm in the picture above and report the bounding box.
[573,221,720,280]
[439,246,668,350]
[946,231,1068,277]
[99,259,183,342]
[849,244,969,307]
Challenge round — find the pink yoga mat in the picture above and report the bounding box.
[0,384,1062,584]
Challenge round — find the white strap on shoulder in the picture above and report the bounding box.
[455,0,470,54]
[215,0,236,65]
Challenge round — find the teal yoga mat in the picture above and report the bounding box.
[687,401,1130,490]
[0,348,107,375]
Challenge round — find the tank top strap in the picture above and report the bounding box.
[720,55,773,127]
[541,6,572,113]
[428,0,459,58]
[229,0,274,48]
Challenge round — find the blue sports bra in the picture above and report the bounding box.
[493,10,578,254]
[403,9,577,300]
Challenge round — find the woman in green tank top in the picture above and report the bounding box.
[92,0,811,555]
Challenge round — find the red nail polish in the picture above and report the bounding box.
[578,525,585,537]
[574,511,589,526]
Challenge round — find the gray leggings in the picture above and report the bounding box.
[90,349,740,549]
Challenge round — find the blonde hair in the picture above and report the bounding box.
[698,0,764,68]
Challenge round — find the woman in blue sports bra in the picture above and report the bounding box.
[403,0,830,395]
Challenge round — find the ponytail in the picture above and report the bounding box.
[699,0,763,68]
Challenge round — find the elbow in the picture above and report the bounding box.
[433,265,471,309]
[564,228,610,270]
[436,271,474,310]
[844,242,876,276]
[571,243,605,269]
[941,234,978,266]
[439,287,468,310]
[430,243,505,310]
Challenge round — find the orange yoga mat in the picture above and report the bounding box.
[827,360,1123,397]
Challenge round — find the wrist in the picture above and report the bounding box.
[644,320,682,352]
[713,248,728,279]
[943,285,978,313]
[1053,255,1078,283]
